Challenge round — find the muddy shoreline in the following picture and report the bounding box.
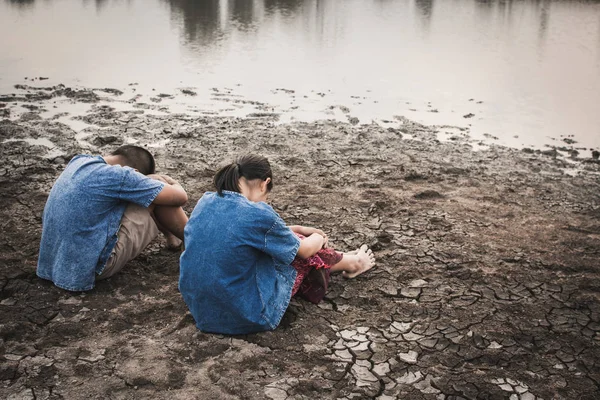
[1,85,600,399]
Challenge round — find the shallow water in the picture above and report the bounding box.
[1,0,599,149]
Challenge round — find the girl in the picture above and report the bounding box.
[179,155,375,335]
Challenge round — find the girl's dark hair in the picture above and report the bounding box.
[214,154,273,195]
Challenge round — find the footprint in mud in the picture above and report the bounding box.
[167,367,186,389]
[413,190,445,200]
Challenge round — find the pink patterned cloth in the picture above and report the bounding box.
[291,233,343,296]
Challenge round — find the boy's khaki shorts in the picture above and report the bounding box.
[97,203,159,280]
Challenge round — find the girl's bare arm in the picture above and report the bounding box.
[296,233,325,259]
[289,225,327,240]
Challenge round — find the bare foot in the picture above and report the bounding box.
[165,232,183,251]
[342,245,375,278]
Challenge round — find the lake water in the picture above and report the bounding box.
[1,0,599,150]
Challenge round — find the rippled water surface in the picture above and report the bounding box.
[1,0,599,148]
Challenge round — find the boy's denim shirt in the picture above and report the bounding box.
[37,155,164,291]
[179,191,300,335]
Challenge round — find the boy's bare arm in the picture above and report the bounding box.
[150,174,188,206]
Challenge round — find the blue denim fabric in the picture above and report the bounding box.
[37,155,165,291]
[179,191,300,335]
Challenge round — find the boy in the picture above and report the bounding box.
[37,145,188,291]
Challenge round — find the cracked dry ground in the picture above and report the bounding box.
[1,109,600,400]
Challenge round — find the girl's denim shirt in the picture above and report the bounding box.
[179,191,300,335]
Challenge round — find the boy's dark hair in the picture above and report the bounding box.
[111,145,156,175]
[214,154,273,195]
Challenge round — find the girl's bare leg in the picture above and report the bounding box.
[330,245,375,278]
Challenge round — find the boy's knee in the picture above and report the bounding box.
[148,174,166,183]
[147,174,177,185]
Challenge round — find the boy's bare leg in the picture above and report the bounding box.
[330,245,375,278]
[147,174,189,249]
[151,205,188,249]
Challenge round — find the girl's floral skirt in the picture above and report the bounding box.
[291,233,343,304]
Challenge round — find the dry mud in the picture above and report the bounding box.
[1,86,600,400]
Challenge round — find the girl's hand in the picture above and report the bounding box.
[307,227,326,238]
[293,226,327,241]
[305,228,328,248]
